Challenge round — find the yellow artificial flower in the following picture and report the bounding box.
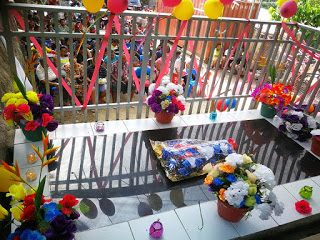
[15,98,28,106]
[6,98,17,106]
[13,80,20,93]
[23,111,34,121]
[5,119,14,127]
[27,187,37,195]
[245,170,257,183]
[219,164,235,174]
[0,204,8,221]
[1,93,15,103]
[26,91,39,103]
[10,203,24,221]
[6,183,27,201]
[219,188,226,202]
[204,175,213,185]
[14,92,23,99]
[243,154,253,164]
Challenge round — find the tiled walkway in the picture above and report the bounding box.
[14,110,320,239]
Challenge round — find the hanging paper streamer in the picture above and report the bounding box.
[204,0,224,19]
[173,0,194,20]
[83,0,104,13]
[10,10,82,106]
[108,0,129,14]
[82,14,115,110]
[155,20,188,89]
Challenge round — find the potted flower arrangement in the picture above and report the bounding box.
[0,134,88,240]
[147,80,185,124]
[204,153,284,222]
[251,56,293,118]
[2,76,58,142]
[275,109,318,142]
[311,129,320,157]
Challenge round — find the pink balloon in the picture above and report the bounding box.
[280,0,297,18]
[220,0,234,4]
[162,0,182,7]
[108,0,129,14]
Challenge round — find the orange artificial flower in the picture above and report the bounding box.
[219,188,226,202]
[204,175,213,185]
[219,164,234,174]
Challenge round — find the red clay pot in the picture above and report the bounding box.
[217,199,248,223]
[155,111,174,124]
[311,136,320,157]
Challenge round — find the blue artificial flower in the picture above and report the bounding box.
[167,159,177,170]
[166,95,172,100]
[162,149,170,160]
[20,229,46,240]
[186,148,196,154]
[195,158,204,169]
[42,202,62,222]
[178,167,191,176]
[7,229,21,240]
[213,178,224,186]
[209,157,216,163]
[227,149,233,154]
[182,160,191,168]
[240,199,246,208]
[213,145,221,154]
[178,150,186,155]
[226,174,237,182]
[254,194,262,204]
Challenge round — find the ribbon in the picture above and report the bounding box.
[10,10,82,106]
[282,22,320,61]
[155,20,188,89]
[82,14,115,110]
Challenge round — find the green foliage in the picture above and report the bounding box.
[79,202,90,214]
[13,75,27,100]
[34,176,47,222]
[38,221,51,232]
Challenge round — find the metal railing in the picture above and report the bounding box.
[0,3,319,124]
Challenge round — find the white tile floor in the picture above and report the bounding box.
[14,111,320,239]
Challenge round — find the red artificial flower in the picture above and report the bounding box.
[171,96,178,105]
[42,113,53,127]
[16,104,30,114]
[20,205,35,221]
[3,104,16,120]
[59,194,79,215]
[169,90,176,95]
[177,101,185,111]
[295,200,312,214]
[13,236,20,240]
[228,138,238,150]
[13,113,23,123]
[24,193,51,206]
[25,121,39,131]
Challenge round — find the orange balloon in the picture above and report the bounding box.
[308,105,315,113]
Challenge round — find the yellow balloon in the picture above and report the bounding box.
[173,0,194,21]
[0,168,20,192]
[277,0,298,7]
[204,0,224,20]
[83,0,105,13]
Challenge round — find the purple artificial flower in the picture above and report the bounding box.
[300,118,308,127]
[250,88,261,99]
[40,94,54,110]
[147,96,156,105]
[167,103,178,114]
[262,84,272,90]
[286,115,300,123]
[45,214,77,240]
[46,121,59,132]
[30,103,42,119]
[279,124,286,132]
[68,211,80,220]
[150,103,162,113]
[152,90,162,97]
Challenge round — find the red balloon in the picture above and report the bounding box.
[280,0,297,18]
[108,0,129,14]
[162,0,182,7]
[220,0,234,4]
[217,99,227,112]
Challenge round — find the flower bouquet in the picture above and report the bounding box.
[2,76,58,141]
[204,153,284,222]
[276,109,318,142]
[147,80,185,124]
[0,134,88,240]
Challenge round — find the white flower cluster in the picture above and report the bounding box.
[225,153,244,167]
[251,164,276,190]
[225,180,249,207]
[148,76,184,96]
[255,191,284,220]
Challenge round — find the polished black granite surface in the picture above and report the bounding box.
[49,119,320,231]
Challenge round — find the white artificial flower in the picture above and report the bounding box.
[197,146,214,159]
[285,122,292,132]
[291,123,303,131]
[220,143,231,155]
[267,191,284,216]
[177,95,186,104]
[176,84,184,95]
[166,82,178,91]
[225,153,243,167]
[157,86,168,95]
[148,83,156,94]
[311,129,320,136]
[287,132,298,139]
[161,100,170,109]
[225,180,249,206]
[251,164,276,190]
[290,110,304,118]
[273,116,283,129]
[161,77,171,86]
[255,203,272,220]
[307,116,317,129]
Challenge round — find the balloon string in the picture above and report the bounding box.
[76,14,90,55]
[219,6,224,48]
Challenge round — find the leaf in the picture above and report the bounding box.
[56,204,63,211]
[79,203,90,214]
[14,160,21,178]
[38,221,51,232]
[34,176,46,221]
[13,75,27,100]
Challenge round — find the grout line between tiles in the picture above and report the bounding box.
[126,221,136,240]
[174,209,192,240]
[311,177,320,187]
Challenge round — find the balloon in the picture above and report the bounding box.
[108,0,129,14]
[173,0,194,21]
[220,0,234,4]
[204,0,224,20]
[163,0,182,7]
[226,99,237,109]
[83,0,104,13]
[280,0,297,18]
[308,105,315,113]
[277,0,298,7]
[216,99,227,112]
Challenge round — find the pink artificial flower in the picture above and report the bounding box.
[25,121,39,131]
[42,113,53,127]
[3,104,16,120]
[295,200,312,214]
[177,101,185,111]
[16,104,30,114]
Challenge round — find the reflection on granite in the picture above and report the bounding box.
[49,119,320,231]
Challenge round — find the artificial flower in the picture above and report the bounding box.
[26,91,39,103]
[21,229,46,240]
[226,174,237,182]
[243,154,253,164]
[0,204,8,220]
[247,184,257,195]
[42,113,53,127]
[10,203,24,221]
[204,175,213,185]
[6,98,17,106]
[225,153,243,167]
[219,188,226,201]
[59,194,79,215]
[16,104,30,114]
[245,170,257,183]
[3,104,16,120]
[251,164,276,189]
[213,178,224,186]
[256,203,272,220]
[25,121,39,131]
[1,93,16,102]
[244,196,256,207]
[6,183,27,201]
[15,98,28,106]
[45,214,77,240]
[23,193,51,206]
[219,163,234,173]
[20,204,35,221]
[295,200,312,214]
[42,202,62,222]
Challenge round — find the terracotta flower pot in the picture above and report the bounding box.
[155,111,174,124]
[311,136,320,157]
[217,199,248,223]
[260,103,277,118]
[18,123,47,142]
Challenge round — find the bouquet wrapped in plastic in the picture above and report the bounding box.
[151,139,237,182]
